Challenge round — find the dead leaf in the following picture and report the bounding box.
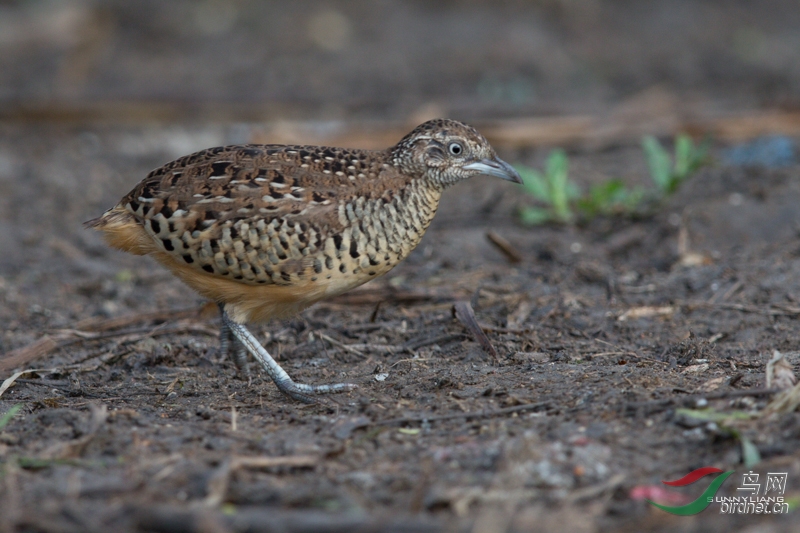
[230,455,318,469]
[766,350,797,391]
[675,224,711,268]
[507,299,534,330]
[682,363,709,374]
[763,381,800,416]
[698,376,726,392]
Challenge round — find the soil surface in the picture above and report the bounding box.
[1,2,800,533]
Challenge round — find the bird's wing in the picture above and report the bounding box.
[92,144,397,287]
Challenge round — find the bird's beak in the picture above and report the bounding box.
[463,157,523,184]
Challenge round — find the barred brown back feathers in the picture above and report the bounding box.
[87,119,522,403]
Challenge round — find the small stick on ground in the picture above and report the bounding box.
[389,358,431,368]
[230,455,319,469]
[477,323,530,334]
[315,331,446,356]
[375,401,551,426]
[315,333,366,356]
[486,231,522,264]
[0,323,217,374]
[621,387,783,415]
[369,301,382,323]
[453,301,499,361]
[73,304,210,332]
[686,301,800,317]
[135,505,441,533]
[0,336,59,373]
[403,333,464,351]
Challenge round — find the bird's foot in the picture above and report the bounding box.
[221,310,356,404]
[273,378,357,404]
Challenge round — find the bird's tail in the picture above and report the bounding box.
[84,206,154,255]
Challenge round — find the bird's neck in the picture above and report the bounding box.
[395,178,443,245]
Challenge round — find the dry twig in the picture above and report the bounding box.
[453,301,498,361]
[0,322,217,374]
[73,305,208,332]
[375,401,551,426]
[486,231,522,264]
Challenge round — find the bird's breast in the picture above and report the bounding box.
[313,179,443,293]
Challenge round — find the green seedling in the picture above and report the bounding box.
[0,404,21,431]
[517,135,710,226]
[737,431,762,468]
[675,407,755,423]
[576,179,645,218]
[676,408,760,467]
[517,149,579,224]
[786,496,800,511]
[642,134,709,194]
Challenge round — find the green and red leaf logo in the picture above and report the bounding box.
[647,467,735,515]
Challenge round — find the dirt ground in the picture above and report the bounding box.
[2,2,800,533]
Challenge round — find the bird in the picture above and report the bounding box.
[87,119,522,403]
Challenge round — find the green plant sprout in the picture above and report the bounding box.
[517,149,579,224]
[642,134,709,194]
[517,134,710,225]
[577,179,645,218]
[0,404,21,431]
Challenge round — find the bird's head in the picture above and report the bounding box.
[389,118,522,187]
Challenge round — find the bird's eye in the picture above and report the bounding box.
[448,142,463,156]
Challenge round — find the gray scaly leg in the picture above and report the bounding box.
[221,309,357,403]
[219,305,248,383]
[219,318,251,379]
[232,341,250,379]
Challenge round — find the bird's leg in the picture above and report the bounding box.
[218,320,232,358]
[218,309,251,380]
[232,341,250,381]
[221,309,357,403]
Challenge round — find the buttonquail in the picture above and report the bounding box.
[87,119,522,402]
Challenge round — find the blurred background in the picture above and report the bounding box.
[2,0,799,123]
